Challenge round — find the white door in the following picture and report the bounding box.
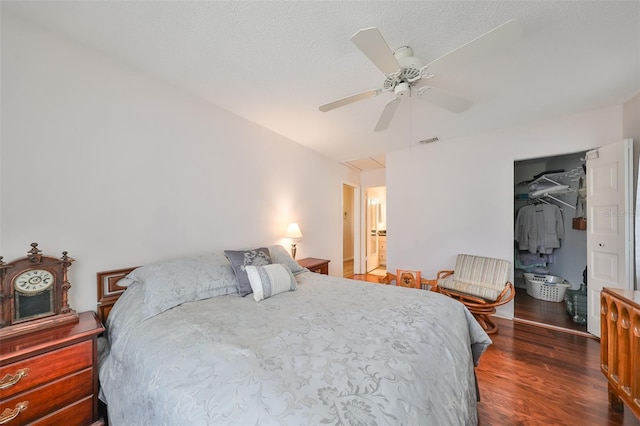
[586,139,634,337]
[365,193,380,272]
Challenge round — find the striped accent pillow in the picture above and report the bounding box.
[245,263,297,302]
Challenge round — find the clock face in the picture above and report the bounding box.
[13,269,55,295]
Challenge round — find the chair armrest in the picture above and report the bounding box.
[496,282,516,304]
[427,270,454,293]
[420,278,439,291]
[437,270,454,279]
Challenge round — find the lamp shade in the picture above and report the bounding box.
[285,223,303,239]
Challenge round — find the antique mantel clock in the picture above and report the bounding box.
[0,243,78,338]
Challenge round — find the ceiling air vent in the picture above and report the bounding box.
[418,137,439,144]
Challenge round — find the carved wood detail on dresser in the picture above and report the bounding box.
[600,288,640,420]
[0,311,104,425]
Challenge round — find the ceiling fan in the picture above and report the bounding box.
[319,20,524,131]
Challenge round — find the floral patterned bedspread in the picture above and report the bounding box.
[99,272,491,426]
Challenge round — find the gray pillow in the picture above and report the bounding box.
[224,247,272,296]
[126,252,238,320]
[268,244,308,275]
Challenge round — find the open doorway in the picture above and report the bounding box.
[365,186,387,277]
[343,184,356,277]
[514,151,588,334]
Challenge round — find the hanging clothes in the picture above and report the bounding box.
[515,204,565,254]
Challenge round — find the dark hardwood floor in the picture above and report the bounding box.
[477,317,639,426]
[514,285,588,334]
[350,273,640,426]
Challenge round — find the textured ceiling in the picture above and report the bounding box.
[4,1,639,167]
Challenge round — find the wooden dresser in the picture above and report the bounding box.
[600,288,640,420]
[0,311,104,425]
[298,258,330,275]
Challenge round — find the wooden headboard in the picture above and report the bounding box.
[96,267,136,324]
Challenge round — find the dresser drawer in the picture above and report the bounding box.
[0,367,92,425]
[298,258,330,275]
[31,395,95,426]
[309,264,329,274]
[0,340,92,399]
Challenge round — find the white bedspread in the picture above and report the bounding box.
[100,272,491,425]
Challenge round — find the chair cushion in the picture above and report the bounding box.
[437,277,502,302]
[438,254,511,302]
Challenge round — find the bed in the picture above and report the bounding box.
[96,245,492,425]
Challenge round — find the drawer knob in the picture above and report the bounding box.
[0,369,29,390]
[0,401,28,425]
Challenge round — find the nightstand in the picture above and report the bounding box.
[0,311,104,425]
[298,257,330,275]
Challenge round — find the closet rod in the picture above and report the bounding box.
[540,193,575,209]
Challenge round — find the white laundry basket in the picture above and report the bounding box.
[523,273,571,302]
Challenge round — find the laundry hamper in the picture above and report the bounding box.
[523,273,571,302]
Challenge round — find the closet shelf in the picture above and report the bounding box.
[527,167,585,210]
[530,168,584,186]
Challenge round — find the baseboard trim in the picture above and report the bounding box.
[513,317,596,339]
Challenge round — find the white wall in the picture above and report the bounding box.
[387,105,624,318]
[360,168,386,189]
[1,13,358,313]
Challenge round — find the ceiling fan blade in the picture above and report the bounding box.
[374,97,401,131]
[425,19,524,75]
[319,89,381,112]
[417,86,473,113]
[351,27,401,75]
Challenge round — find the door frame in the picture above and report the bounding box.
[365,189,380,272]
[361,185,387,274]
[511,149,589,329]
[342,181,361,276]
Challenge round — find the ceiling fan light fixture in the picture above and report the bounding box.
[395,50,423,75]
[394,82,411,97]
[393,46,413,60]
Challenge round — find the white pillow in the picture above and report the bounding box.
[245,263,297,302]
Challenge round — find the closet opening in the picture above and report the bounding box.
[514,150,588,334]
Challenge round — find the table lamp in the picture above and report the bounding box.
[285,223,303,259]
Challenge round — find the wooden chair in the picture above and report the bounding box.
[379,269,436,291]
[430,254,515,334]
